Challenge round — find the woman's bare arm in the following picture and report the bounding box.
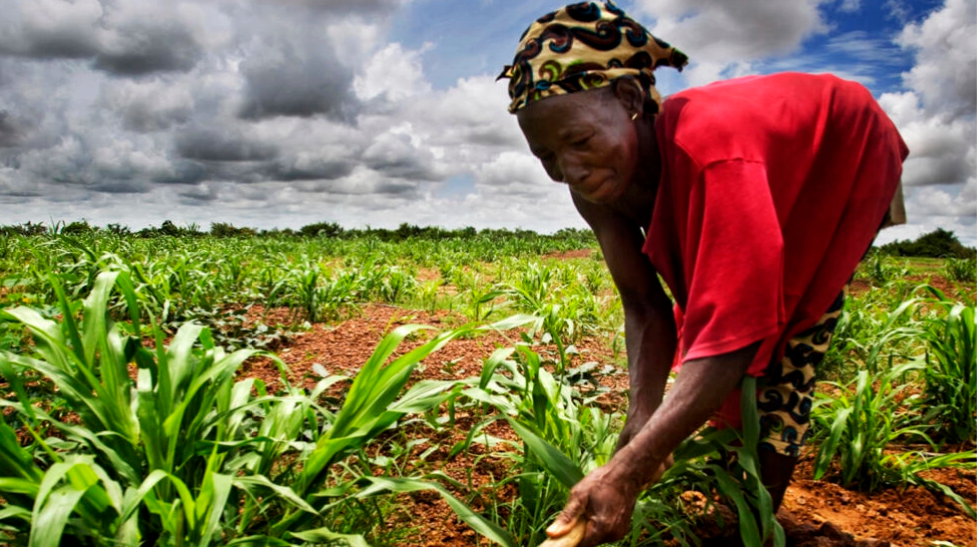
[571,192,676,448]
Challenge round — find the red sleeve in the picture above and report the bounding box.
[681,159,785,364]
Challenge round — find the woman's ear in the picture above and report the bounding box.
[611,78,646,118]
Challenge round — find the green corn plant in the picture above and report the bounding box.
[858,252,911,287]
[377,267,417,304]
[465,347,782,546]
[290,261,322,322]
[832,296,922,375]
[217,255,246,294]
[268,313,538,544]
[460,281,505,322]
[415,279,444,314]
[940,257,976,282]
[0,269,529,546]
[461,345,617,544]
[811,361,977,517]
[256,262,290,308]
[918,287,976,444]
[812,361,930,489]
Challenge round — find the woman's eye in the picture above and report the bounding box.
[572,135,591,146]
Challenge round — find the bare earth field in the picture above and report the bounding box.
[238,302,977,547]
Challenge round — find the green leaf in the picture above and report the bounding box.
[198,472,233,547]
[507,419,584,489]
[813,407,852,480]
[29,485,89,547]
[713,468,761,547]
[479,347,516,389]
[356,476,516,547]
[233,475,316,514]
[291,527,371,547]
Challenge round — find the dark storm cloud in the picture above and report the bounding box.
[151,161,208,185]
[462,126,522,148]
[293,177,418,196]
[373,179,418,195]
[270,159,357,181]
[0,110,27,147]
[101,79,195,133]
[362,156,439,181]
[0,59,71,150]
[90,180,151,193]
[0,181,43,197]
[237,43,357,121]
[1,32,99,60]
[93,22,203,76]
[120,102,192,133]
[177,184,219,203]
[175,128,279,162]
[361,133,440,181]
[0,1,203,76]
[0,9,100,60]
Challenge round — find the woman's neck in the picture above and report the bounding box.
[611,115,661,229]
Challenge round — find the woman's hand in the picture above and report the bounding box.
[544,463,643,547]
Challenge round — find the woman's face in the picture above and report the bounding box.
[516,88,640,204]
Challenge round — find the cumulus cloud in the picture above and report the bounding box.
[635,0,830,83]
[94,21,203,76]
[0,0,205,76]
[100,79,195,133]
[237,40,356,121]
[475,151,552,197]
[876,0,976,244]
[0,0,103,59]
[0,0,971,246]
[0,110,28,147]
[361,130,440,181]
[354,43,432,103]
[175,127,279,163]
[894,0,976,117]
[256,0,402,15]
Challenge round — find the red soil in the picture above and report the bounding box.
[543,249,594,260]
[235,304,976,547]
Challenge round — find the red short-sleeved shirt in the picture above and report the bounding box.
[642,73,909,387]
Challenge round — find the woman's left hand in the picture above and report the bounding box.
[544,462,642,547]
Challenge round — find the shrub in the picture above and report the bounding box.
[878,228,976,259]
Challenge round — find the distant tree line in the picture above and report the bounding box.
[876,228,976,259]
[0,220,595,244]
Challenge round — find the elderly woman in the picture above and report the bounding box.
[498,2,908,546]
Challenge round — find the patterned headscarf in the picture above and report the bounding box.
[498,1,688,114]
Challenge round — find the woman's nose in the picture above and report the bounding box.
[558,155,588,186]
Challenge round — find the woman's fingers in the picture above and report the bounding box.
[539,518,587,547]
[546,492,587,538]
[577,512,629,547]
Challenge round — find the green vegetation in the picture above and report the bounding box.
[0,225,975,546]
[878,228,977,259]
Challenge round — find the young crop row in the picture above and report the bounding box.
[0,235,622,356]
[0,232,974,546]
[0,269,794,546]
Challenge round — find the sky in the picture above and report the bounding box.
[0,0,974,245]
